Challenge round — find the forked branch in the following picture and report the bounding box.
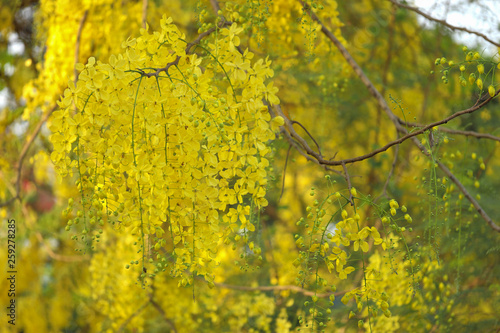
[216,282,346,298]
[388,0,500,48]
[1,10,88,209]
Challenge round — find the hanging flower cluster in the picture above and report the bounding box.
[50,15,282,285]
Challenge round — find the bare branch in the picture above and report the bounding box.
[139,20,232,78]
[291,120,323,157]
[274,95,496,168]
[279,145,292,202]
[215,282,346,298]
[379,142,400,201]
[342,162,354,206]
[400,119,500,143]
[388,0,500,48]
[438,128,500,142]
[117,301,149,333]
[74,10,89,83]
[0,104,58,208]
[268,104,341,175]
[149,298,178,333]
[299,0,500,232]
[298,1,404,131]
[142,0,148,30]
[209,0,221,13]
[1,9,86,208]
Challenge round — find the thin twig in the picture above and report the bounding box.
[342,161,354,206]
[139,20,232,78]
[74,10,89,83]
[215,282,346,298]
[291,120,323,157]
[35,231,90,262]
[376,140,400,202]
[279,145,292,202]
[438,128,500,142]
[278,117,341,175]
[274,94,496,167]
[149,298,178,333]
[142,0,148,30]
[209,0,221,13]
[1,10,89,209]
[0,104,58,208]
[400,119,500,142]
[117,301,150,332]
[388,0,500,48]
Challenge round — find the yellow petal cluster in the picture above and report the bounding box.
[50,16,280,283]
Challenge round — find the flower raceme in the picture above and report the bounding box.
[49,16,282,285]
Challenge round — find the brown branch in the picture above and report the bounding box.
[267,104,341,175]
[0,10,89,209]
[142,0,148,30]
[299,1,404,129]
[0,104,58,208]
[388,0,500,48]
[283,130,341,175]
[117,301,149,332]
[438,128,500,142]
[279,145,292,202]
[291,120,323,157]
[139,20,232,78]
[342,162,354,206]
[274,94,496,167]
[400,120,500,143]
[378,142,400,201]
[209,0,221,13]
[74,10,89,83]
[149,298,178,333]
[215,282,346,298]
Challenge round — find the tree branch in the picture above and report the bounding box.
[377,141,400,201]
[274,94,497,168]
[117,301,149,332]
[0,104,58,208]
[149,297,178,333]
[1,8,89,209]
[215,282,346,298]
[388,0,500,48]
[342,162,354,206]
[400,119,500,143]
[209,0,221,13]
[74,10,89,83]
[139,20,232,78]
[142,0,148,30]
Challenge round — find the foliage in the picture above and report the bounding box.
[1,0,499,332]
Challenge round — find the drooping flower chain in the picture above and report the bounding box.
[50,16,282,283]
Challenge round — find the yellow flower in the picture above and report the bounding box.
[476,78,483,90]
[488,85,496,97]
[389,199,399,209]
